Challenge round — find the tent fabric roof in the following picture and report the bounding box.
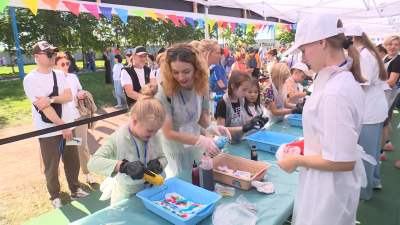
[186,0,400,36]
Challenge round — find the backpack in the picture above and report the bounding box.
[248,54,258,69]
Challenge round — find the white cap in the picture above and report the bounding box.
[344,25,363,37]
[283,13,346,57]
[291,62,312,76]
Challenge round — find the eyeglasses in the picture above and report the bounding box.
[167,48,194,58]
[37,52,57,58]
[61,62,70,67]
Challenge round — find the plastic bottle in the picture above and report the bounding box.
[202,156,215,191]
[251,141,258,161]
[214,136,228,149]
[143,170,166,186]
[192,160,200,186]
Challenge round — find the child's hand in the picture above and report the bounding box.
[277,154,300,173]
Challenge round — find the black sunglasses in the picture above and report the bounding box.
[38,52,58,58]
[167,48,194,58]
[61,62,70,67]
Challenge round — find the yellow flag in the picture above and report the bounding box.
[144,10,159,21]
[210,20,217,31]
[22,0,38,15]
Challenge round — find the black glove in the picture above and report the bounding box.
[296,102,304,108]
[119,160,154,180]
[306,91,312,96]
[242,120,257,133]
[147,159,162,174]
[292,107,303,114]
[253,116,269,127]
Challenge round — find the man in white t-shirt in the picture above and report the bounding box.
[121,46,156,108]
[23,41,87,209]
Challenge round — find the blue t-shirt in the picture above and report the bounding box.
[214,64,228,95]
[209,65,218,91]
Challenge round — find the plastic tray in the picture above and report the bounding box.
[205,154,271,190]
[245,130,299,153]
[136,177,221,225]
[287,114,303,127]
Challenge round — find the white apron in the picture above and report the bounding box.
[383,54,400,107]
[287,77,304,104]
[162,90,204,178]
[292,59,376,225]
[223,94,246,143]
[99,123,164,205]
[266,82,287,125]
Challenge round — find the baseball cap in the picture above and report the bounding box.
[32,41,59,55]
[249,47,254,52]
[283,14,346,56]
[344,25,363,37]
[133,46,147,55]
[291,62,312,76]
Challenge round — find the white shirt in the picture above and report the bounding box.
[112,63,124,81]
[121,67,155,87]
[293,68,364,225]
[23,69,74,138]
[154,68,162,85]
[66,73,82,120]
[359,48,389,124]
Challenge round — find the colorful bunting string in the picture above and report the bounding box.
[229,22,236,33]
[62,1,79,17]
[23,0,38,15]
[210,20,217,32]
[177,16,186,26]
[167,15,180,27]
[130,10,146,20]
[222,21,228,31]
[185,17,195,29]
[115,8,128,24]
[217,21,223,31]
[241,23,246,34]
[0,0,9,13]
[42,0,60,11]
[144,10,158,21]
[99,6,112,21]
[83,4,99,19]
[155,13,168,23]
[204,18,212,25]
[196,18,204,29]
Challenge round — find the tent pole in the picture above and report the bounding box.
[10,7,25,79]
[204,3,209,39]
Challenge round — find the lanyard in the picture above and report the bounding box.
[179,91,197,121]
[360,47,365,52]
[59,139,65,156]
[128,125,147,166]
[322,61,347,88]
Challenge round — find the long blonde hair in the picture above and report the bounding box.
[326,19,366,83]
[161,43,209,97]
[130,83,166,124]
[268,63,291,95]
[198,39,219,64]
[354,32,388,80]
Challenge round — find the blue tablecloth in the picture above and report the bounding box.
[72,120,302,225]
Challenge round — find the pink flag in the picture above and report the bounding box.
[82,4,99,19]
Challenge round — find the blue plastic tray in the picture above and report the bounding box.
[245,130,299,153]
[136,177,221,225]
[287,114,303,127]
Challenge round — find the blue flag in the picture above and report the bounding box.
[196,18,204,29]
[114,8,128,24]
[185,17,196,29]
[99,6,112,21]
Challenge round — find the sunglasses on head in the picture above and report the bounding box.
[61,62,70,67]
[38,52,58,58]
[167,48,194,58]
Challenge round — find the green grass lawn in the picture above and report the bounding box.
[0,71,120,129]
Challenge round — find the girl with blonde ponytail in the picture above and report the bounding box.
[88,83,168,205]
[277,14,372,225]
[345,25,389,200]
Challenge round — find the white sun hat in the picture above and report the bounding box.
[291,62,312,77]
[283,13,346,57]
[344,25,363,37]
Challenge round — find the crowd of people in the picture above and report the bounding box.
[22,12,400,224]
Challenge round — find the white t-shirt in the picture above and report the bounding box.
[154,68,163,85]
[23,69,74,138]
[112,63,124,81]
[121,67,155,87]
[360,48,389,124]
[66,73,82,120]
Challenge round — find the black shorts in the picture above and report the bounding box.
[251,68,260,79]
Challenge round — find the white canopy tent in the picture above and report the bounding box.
[186,0,400,37]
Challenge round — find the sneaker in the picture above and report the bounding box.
[396,161,400,169]
[380,151,387,161]
[71,188,89,201]
[51,198,62,209]
[384,141,394,150]
[84,173,97,184]
[373,184,382,189]
[114,104,122,108]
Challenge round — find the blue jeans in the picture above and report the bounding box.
[87,61,96,72]
[114,80,125,105]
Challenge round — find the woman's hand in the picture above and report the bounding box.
[206,125,232,140]
[277,154,301,173]
[77,92,85,100]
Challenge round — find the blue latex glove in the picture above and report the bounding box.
[214,94,223,102]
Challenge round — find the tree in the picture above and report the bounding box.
[275,29,296,44]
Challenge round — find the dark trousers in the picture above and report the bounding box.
[39,130,80,200]
[252,68,260,79]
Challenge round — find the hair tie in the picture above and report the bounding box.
[343,37,353,49]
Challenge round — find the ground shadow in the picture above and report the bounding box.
[87,132,103,155]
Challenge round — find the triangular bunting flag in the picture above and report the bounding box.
[144,10,158,21]
[222,22,228,31]
[196,18,203,28]
[204,18,212,25]
[82,4,99,19]
[293,24,297,30]
[287,24,291,31]
[234,23,238,33]
[155,13,168,23]
[229,22,236,33]
[267,25,273,34]
[0,0,9,13]
[210,20,217,31]
[241,23,246,34]
[217,21,223,31]
[115,8,128,24]
[177,16,186,26]
[246,23,252,33]
[261,24,268,33]
[99,6,112,21]
[23,0,39,15]
[167,15,180,26]
[185,17,195,29]
[378,38,381,41]
[42,0,60,11]
[382,38,385,41]
[130,10,146,20]
[254,24,261,34]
